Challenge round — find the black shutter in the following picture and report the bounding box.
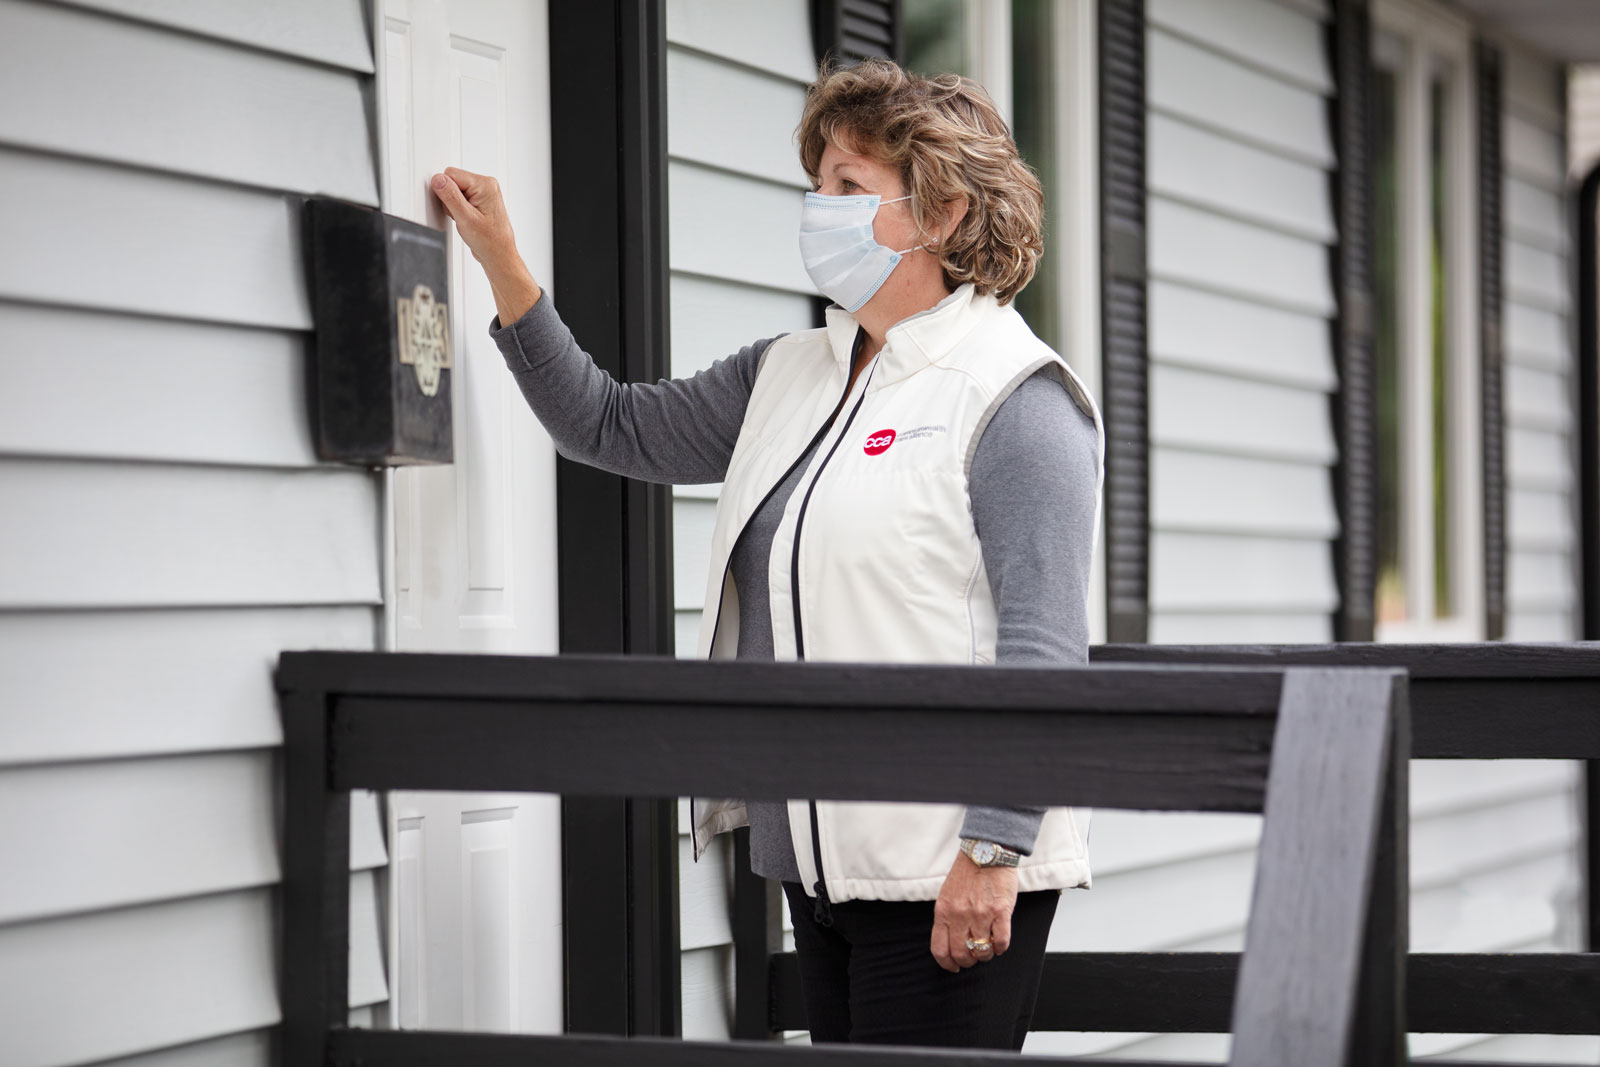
[810,0,902,67]
[1477,40,1508,642]
[1330,0,1378,642]
[548,0,680,1038]
[1099,0,1149,644]
[1582,166,1600,646]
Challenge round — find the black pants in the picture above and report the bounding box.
[780,881,1058,1049]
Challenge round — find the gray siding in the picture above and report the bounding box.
[1143,0,1342,645]
[0,2,386,1064]
[1032,6,1588,1063]
[663,0,817,1039]
[1502,44,1581,642]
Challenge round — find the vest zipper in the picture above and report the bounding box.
[699,330,872,926]
[790,357,879,927]
[702,330,868,659]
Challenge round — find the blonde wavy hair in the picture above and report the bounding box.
[797,57,1044,305]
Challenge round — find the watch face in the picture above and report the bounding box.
[972,840,997,865]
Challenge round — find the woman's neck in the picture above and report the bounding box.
[854,272,954,364]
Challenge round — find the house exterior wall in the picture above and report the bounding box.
[1442,32,1597,1063]
[662,0,819,1039]
[0,2,388,1064]
[1038,5,1587,1062]
[1569,63,1600,178]
[1143,0,1342,647]
[1502,43,1582,641]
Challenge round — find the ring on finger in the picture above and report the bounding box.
[965,936,993,953]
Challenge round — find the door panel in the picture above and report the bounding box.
[376,0,561,1034]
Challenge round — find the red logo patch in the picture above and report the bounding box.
[863,429,896,456]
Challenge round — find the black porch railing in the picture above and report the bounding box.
[277,654,1408,1066]
[735,642,1600,1060]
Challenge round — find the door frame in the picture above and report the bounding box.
[546,0,681,1038]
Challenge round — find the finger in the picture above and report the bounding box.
[950,927,978,969]
[930,922,958,974]
[430,173,475,221]
[443,166,500,210]
[992,908,1013,956]
[442,165,485,189]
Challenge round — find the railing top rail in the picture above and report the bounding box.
[277,650,1302,712]
[276,653,1405,814]
[1094,641,1600,678]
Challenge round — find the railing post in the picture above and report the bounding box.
[1230,667,1408,1067]
[731,828,784,1041]
[279,687,351,1067]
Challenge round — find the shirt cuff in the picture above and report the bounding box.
[960,805,1047,856]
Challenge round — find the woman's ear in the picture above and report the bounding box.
[938,197,970,243]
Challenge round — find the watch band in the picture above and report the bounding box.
[959,836,1021,868]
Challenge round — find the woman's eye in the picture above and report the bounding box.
[842,179,858,191]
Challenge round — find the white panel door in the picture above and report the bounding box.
[376,0,561,1034]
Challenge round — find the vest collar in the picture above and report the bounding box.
[821,283,992,389]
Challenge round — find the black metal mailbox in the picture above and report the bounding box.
[306,197,453,465]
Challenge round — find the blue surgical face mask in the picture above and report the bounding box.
[798,191,926,313]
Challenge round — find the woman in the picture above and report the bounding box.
[432,58,1103,1049]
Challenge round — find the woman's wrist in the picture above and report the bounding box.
[482,250,542,325]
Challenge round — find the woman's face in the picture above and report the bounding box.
[815,138,921,253]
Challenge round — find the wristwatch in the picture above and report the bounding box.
[959,837,1021,868]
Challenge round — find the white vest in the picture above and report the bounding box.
[691,284,1106,902]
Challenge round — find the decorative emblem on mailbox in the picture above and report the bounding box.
[397,284,453,397]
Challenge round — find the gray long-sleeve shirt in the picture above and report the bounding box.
[489,292,1100,878]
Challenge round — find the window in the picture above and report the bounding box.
[1371,0,1483,641]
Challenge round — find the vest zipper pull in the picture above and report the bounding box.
[812,880,834,927]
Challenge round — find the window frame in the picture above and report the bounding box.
[1372,0,1485,643]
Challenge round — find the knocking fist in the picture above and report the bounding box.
[431,167,516,267]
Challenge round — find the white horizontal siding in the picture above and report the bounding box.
[1504,174,1567,252]
[665,0,817,84]
[1149,280,1334,389]
[1147,0,1331,94]
[1504,113,1566,190]
[0,305,319,468]
[0,874,384,1067]
[0,4,385,1063]
[1150,448,1338,538]
[0,0,376,202]
[1507,425,1574,490]
[0,754,386,924]
[1148,197,1336,315]
[92,1029,270,1067]
[665,3,817,1039]
[681,944,734,1041]
[669,274,815,379]
[1150,364,1336,463]
[0,147,314,330]
[0,607,373,765]
[1571,64,1600,178]
[1501,45,1578,647]
[669,159,814,294]
[1148,112,1335,242]
[1146,0,1339,649]
[1148,612,1333,644]
[0,460,380,609]
[1151,532,1338,612]
[54,0,374,72]
[667,47,809,188]
[1147,26,1333,166]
